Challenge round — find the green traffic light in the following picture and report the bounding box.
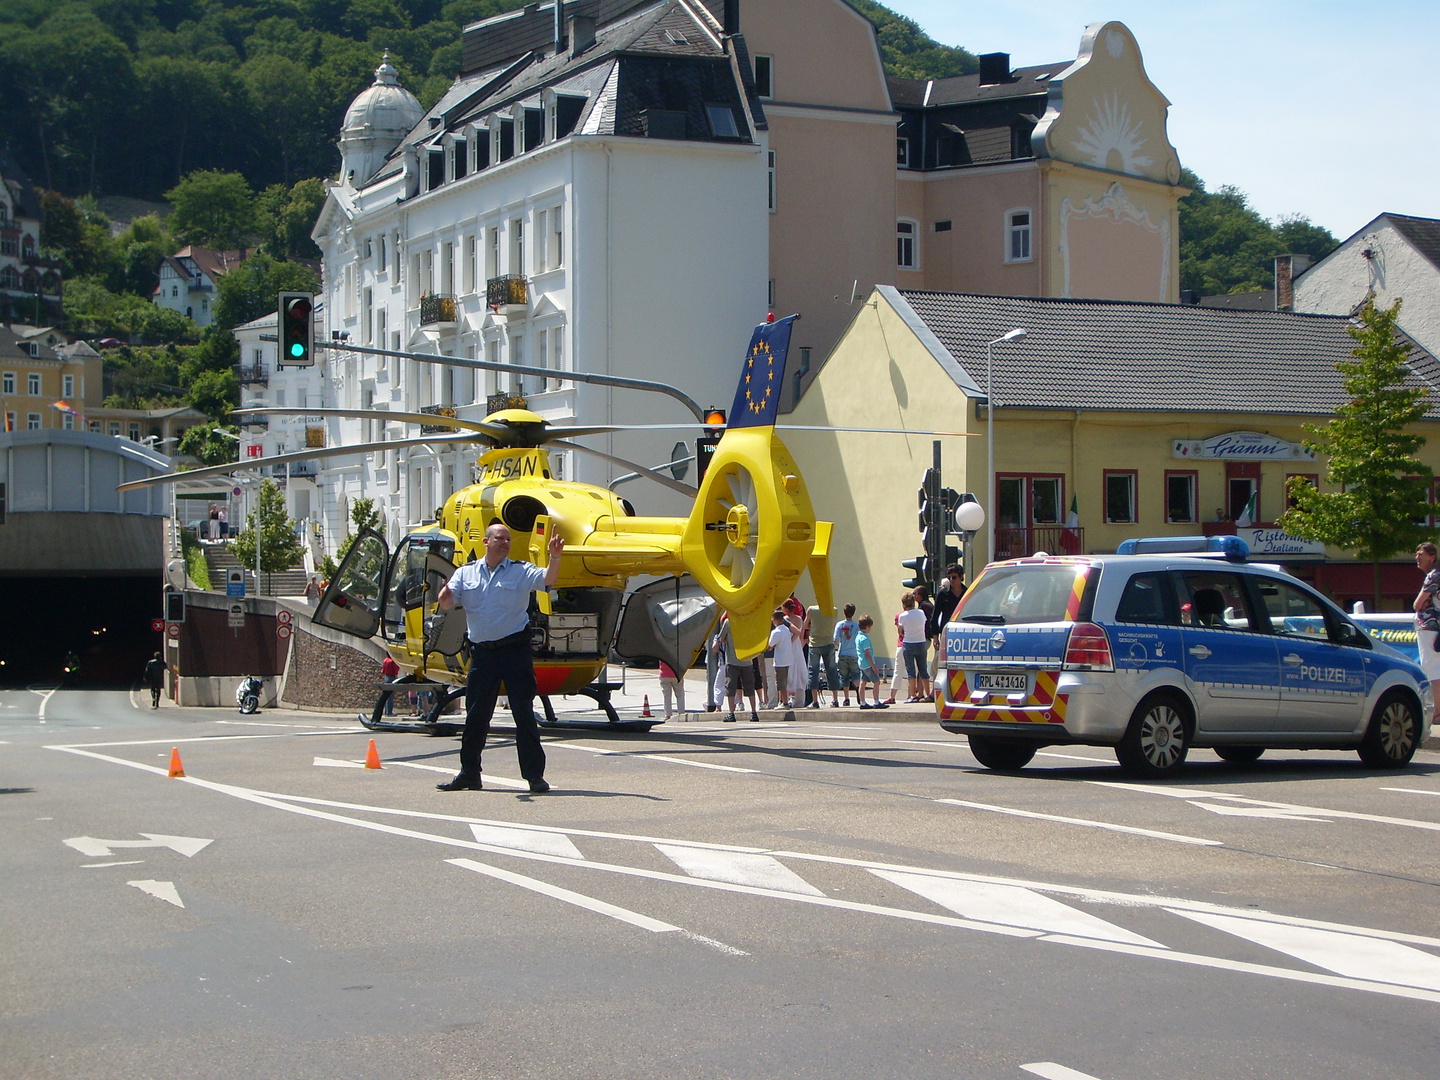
[290,343,306,358]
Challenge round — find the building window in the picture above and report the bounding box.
[63,374,74,397]
[753,55,773,98]
[536,210,548,273]
[4,412,15,432]
[28,413,42,430]
[363,237,373,259]
[897,137,910,166]
[62,412,74,430]
[706,104,739,139]
[768,278,776,308]
[487,227,500,279]
[896,220,918,269]
[129,422,140,441]
[2,372,13,394]
[363,288,373,343]
[377,234,387,272]
[27,373,40,395]
[1006,209,1032,262]
[551,206,563,268]
[1104,470,1137,523]
[108,421,120,436]
[1166,470,1197,523]
[463,234,476,293]
[767,150,776,213]
[510,218,524,276]
[934,220,952,232]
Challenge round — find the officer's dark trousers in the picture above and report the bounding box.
[459,640,546,781]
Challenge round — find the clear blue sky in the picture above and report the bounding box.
[882,1,1438,240]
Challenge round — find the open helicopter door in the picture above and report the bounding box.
[313,528,393,638]
[612,575,720,676]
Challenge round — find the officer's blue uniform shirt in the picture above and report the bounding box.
[446,559,546,643]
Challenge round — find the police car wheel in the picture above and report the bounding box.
[967,734,1037,771]
[1116,692,1192,778]
[1214,745,1265,764]
[1358,691,1420,769]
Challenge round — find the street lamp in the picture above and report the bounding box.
[985,328,1028,563]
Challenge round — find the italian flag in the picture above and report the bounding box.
[1235,490,1258,528]
[1059,494,1081,554]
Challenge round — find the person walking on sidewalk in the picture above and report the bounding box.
[434,522,562,793]
[143,652,168,709]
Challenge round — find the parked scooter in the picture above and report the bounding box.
[236,675,263,714]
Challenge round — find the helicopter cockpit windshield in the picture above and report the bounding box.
[385,534,461,652]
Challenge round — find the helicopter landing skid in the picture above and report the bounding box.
[362,678,659,734]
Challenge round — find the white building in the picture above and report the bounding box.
[154,246,248,328]
[233,310,326,551]
[1294,213,1440,358]
[309,1,768,553]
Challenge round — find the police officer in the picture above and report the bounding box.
[434,522,564,793]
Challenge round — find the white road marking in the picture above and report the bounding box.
[1382,787,1440,798]
[127,879,184,908]
[470,823,584,859]
[1172,909,1440,991]
[314,756,366,768]
[64,834,213,858]
[871,870,1164,948]
[1022,1063,1108,1080]
[936,799,1222,846]
[383,759,528,788]
[1037,751,1113,763]
[547,741,616,754]
[1191,803,1331,822]
[1092,781,1440,833]
[219,720,322,728]
[447,858,679,932]
[81,861,145,868]
[642,754,758,773]
[35,686,59,723]
[657,845,825,895]
[47,738,1440,1004]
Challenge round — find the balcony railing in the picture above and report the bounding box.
[993,525,1085,560]
[287,461,317,478]
[235,364,268,385]
[487,392,526,414]
[486,274,527,308]
[239,415,268,430]
[420,404,458,434]
[420,293,456,325]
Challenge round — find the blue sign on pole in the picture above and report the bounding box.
[226,567,246,598]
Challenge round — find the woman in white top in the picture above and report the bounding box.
[897,593,930,702]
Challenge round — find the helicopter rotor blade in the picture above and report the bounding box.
[548,439,698,497]
[116,431,478,491]
[774,425,975,436]
[233,407,505,439]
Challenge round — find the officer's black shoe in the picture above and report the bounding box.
[528,778,551,794]
[437,774,482,791]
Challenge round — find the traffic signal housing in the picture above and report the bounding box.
[901,555,930,590]
[279,292,314,367]
[696,408,726,482]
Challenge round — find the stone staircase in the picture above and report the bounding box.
[202,543,311,597]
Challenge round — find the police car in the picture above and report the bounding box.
[938,536,1431,777]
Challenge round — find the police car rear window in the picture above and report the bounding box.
[956,565,1085,625]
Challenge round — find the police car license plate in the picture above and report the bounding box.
[974,673,1028,692]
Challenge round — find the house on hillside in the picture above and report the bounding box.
[782,288,1440,628]
[153,245,250,328]
[0,149,63,325]
[1295,213,1440,358]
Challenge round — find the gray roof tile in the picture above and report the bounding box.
[893,289,1440,419]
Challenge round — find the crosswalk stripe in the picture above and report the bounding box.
[643,754,757,773]
[313,756,365,768]
[470,823,583,859]
[873,870,1164,948]
[384,760,528,788]
[1171,909,1440,991]
[1021,1063,1108,1080]
[656,844,825,895]
[447,858,678,933]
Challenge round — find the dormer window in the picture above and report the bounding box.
[706,104,739,139]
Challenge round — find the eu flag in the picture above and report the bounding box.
[728,315,797,429]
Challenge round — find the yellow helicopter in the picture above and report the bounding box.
[122,315,835,730]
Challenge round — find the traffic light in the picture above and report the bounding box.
[164,590,185,623]
[901,555,929,590]
[696,407,726,481]
[278,292,314,367]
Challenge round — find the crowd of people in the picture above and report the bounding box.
[702,565,967,718]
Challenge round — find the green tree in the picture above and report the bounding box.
[212,252,320,331]
[165,170,257,249]
[178,424,241,467]
[256,177,326,260]
[847,0,976,79]
[1278,300,1432,607]
[188,367,240,421]
[319,496,381,578]
[230,477,306,573]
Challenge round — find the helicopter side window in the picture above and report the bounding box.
[384,537,457,639]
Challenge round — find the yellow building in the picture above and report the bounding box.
[0,328,97,433]
[783,288,1440,636]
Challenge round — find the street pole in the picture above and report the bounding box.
[984,328,1028,564]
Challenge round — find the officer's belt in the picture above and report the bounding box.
[473,629,531,651]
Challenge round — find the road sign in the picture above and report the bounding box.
[276,609,292,625]
[226,567,245,598]
[276,624,292,640]
[151,619,164,633]
[233,486,242,497]
[166,622,181,639]
[228,602,245,628]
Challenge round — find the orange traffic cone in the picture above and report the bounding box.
[167,747,185,778]
[641,695,652,718]
[364,739,383,769]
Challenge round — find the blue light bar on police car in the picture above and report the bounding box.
[1115,535,1250,561]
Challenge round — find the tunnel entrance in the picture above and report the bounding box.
[0,576,163,688]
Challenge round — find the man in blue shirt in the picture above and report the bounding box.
[434,522,564,793]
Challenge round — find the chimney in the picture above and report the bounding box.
[569,14,595,56]
[723,0,740,35]
[1274,253,1311,311]
[553,0,565,53]
[978,52,1010,86]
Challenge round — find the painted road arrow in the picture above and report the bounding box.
[64,834,213,858]
[127,880,185,908]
